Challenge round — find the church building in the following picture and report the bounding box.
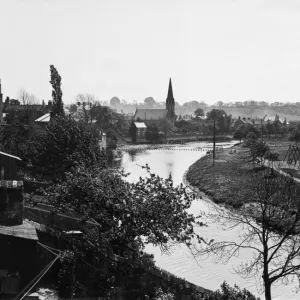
[132,78,176,125]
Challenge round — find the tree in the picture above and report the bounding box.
[206,109,231,134]
[0,123,45,166]
[234,124,260,142]
[75,94,97,124]
[69,104,77,113]
[90,105,126,137]
[194,108,204,118]
[146,124,160,142]
[206,109,226,121]
[19,88,39,105]
[16,88,40,123]
[233,127,245,143]
[33,115,106,178]
[289,123,300,145]
[273,120,282,136]
[35,163,204,297]
[249,139,270,163]
[144,97,156,107]
[195,172,300,300]
[110,97,121,108]
[50,65,64,117]
[210,281,261,300]
[266,122,275,139]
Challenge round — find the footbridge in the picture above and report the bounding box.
[119,146,224,153]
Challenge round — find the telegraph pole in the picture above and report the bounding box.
[213,120,216,166]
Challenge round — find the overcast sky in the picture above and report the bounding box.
[1,0,300,104]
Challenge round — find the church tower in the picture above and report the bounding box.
[166,78,175,123]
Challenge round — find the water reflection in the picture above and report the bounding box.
[118,141,299,300]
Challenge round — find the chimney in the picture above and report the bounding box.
[48,100,53,107]
[0,79,3,125]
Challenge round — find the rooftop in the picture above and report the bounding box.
[133,109,167,120]
[0,220,38,240]
[35,113,50,123]
[134,122,147,128]
[0,151,22,161]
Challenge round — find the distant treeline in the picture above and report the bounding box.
[95,97,300,117]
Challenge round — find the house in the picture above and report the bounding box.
[0,221,38,297]
[251,116,266,128]
[131,122,147,143]
[5,101,53,125]
[232,116,252,130]
[0,151,39,298]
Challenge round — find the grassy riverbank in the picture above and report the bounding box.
[186,145,268,208]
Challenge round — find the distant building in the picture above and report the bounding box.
[132,78,176,135]
[131,122,147,143]
[5,101,53,125]
[0,151,39,298]
[251,116,266,128]
[232,116,250,130]
[133,109,167,122]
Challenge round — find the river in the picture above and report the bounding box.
[118,141,299,300]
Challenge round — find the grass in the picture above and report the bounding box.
[186,145,268,208]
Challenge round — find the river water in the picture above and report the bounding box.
[118,141,299,300]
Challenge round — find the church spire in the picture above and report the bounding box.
[166,78,175,123]
[167,78,173,100]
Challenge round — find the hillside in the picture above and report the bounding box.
[214,107,300,122]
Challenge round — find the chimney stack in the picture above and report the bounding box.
[0,79,3,125]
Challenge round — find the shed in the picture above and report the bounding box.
[132,122,147,143]
[0,151,21,180]
[0,180,24,226]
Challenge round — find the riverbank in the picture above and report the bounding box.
[185,144,266,208]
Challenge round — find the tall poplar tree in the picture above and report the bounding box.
[50,65,64,117]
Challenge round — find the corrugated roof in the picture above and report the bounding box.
[133,109,167,120]
[35,113,50,123]
[0,151,22,161]
[0,221,38,240]
[134,122,147,128]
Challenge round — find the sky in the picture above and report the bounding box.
[1,0,300,104]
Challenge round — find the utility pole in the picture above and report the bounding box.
[213,120,216,166]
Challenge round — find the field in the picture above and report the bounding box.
[220,107,300,122]
[186,136,300,209]
[186,145,265,208]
